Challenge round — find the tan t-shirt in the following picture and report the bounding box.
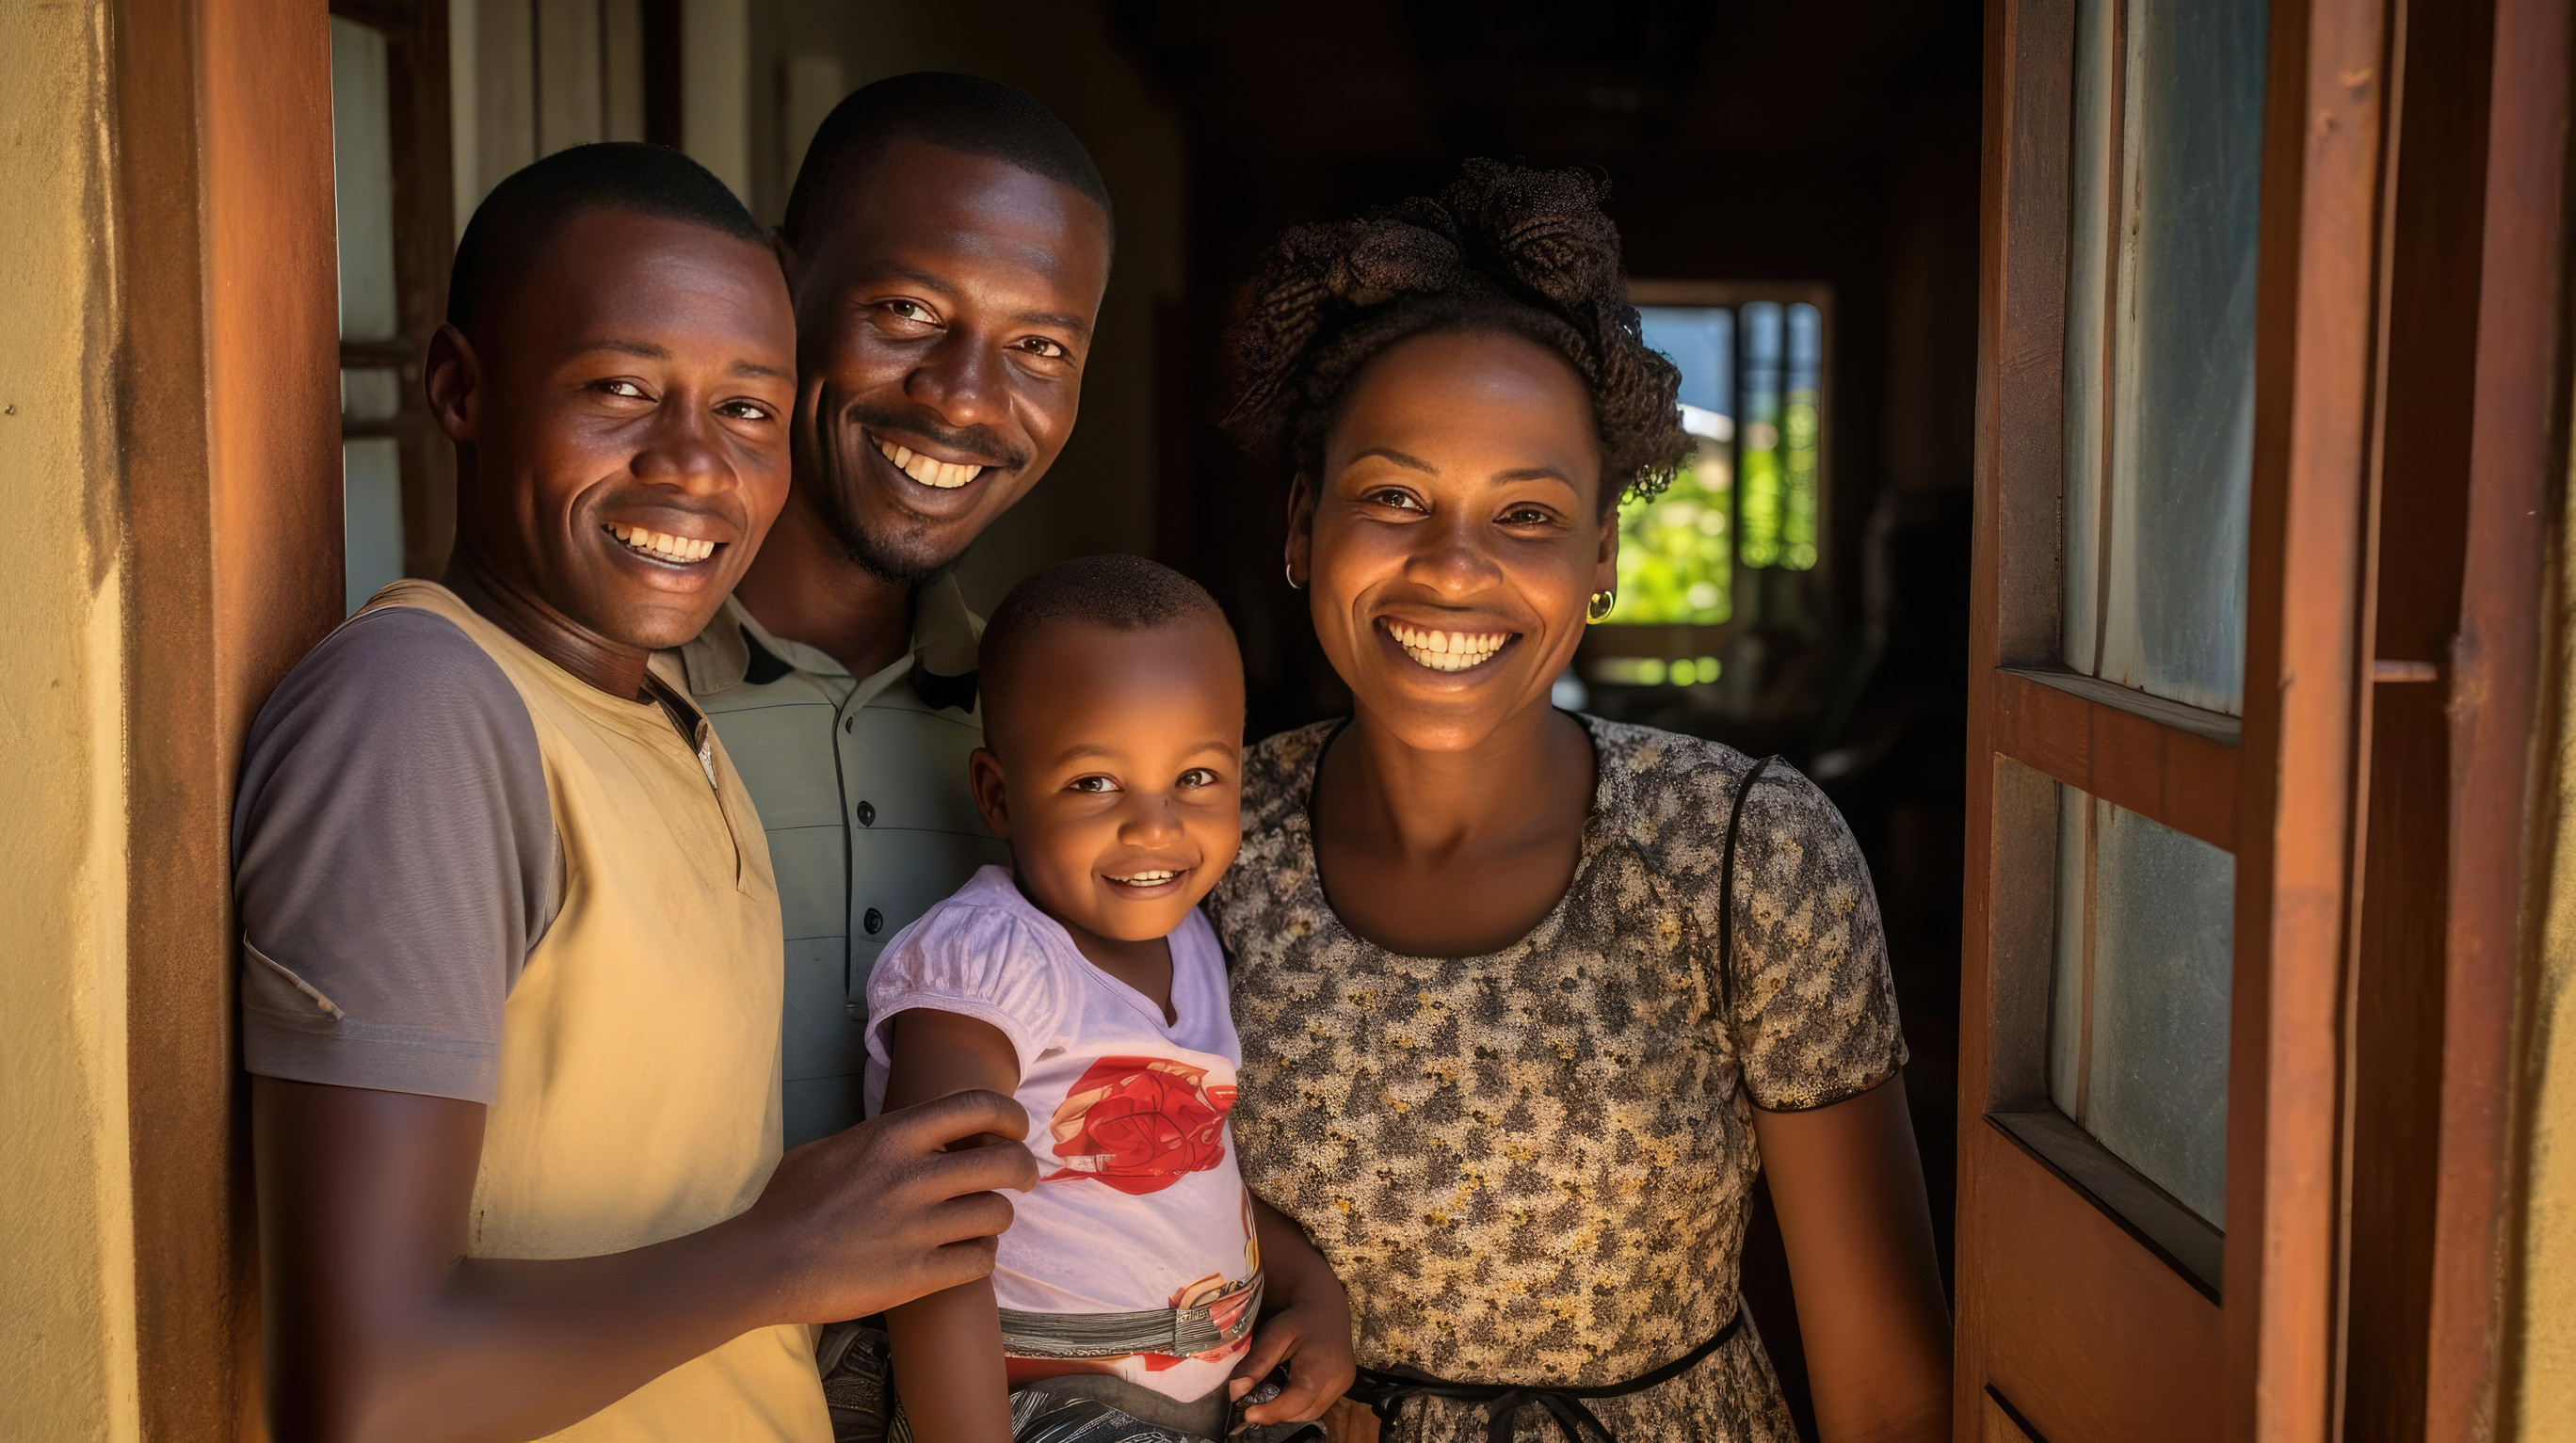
[236,581,828,1443]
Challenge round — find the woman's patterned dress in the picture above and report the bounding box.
[1206,717,1908,1442]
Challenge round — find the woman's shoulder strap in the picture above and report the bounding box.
[1715,754,1782,1017]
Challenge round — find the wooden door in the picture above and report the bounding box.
[1955,0,2563,1436]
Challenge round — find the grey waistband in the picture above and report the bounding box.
[999,1274,1265,1361]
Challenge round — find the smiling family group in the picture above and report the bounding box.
[232,72,1952,1443]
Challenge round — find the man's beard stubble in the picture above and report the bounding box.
[810,401,1030,587]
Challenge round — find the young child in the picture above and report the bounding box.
[863,555,1354,1443]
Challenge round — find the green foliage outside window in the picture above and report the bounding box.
[1608,445,1732,625]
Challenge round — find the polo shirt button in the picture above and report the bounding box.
[863,908,884,935]
[857,801,876,826]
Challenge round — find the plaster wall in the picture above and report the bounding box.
[2514,415,2576,1438]
[749,0,1185,611]
[0,0,141,1438]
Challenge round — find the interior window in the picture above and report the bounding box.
[331,15,407,615]
[1592,296,1825,694]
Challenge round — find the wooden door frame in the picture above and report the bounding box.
[2423,0,2568,1432]
[111,0,344,1436]
[1963,0,2566,1437]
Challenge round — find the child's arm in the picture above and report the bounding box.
[1228,1196,1358,1425]
[881,1007,1027,1443]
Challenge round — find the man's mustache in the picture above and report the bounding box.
[835,403,1027,473]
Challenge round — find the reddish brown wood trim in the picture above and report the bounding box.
[1957,0,2074,1435]
[1989,669,2242,852]
[1961,1125,2225,1442]
[2228,0,2397,1436]
[2425,0,2570,1433]
[117,1,343,1437]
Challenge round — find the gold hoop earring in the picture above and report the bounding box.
[1586,590,1616,623]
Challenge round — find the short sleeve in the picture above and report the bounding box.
[1721,762,1907,1111]
[863,903,1072,1084]
[232,607,559,1103]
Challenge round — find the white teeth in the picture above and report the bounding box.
[1386,621,1510,673]
[608,523,715,563]
[874,433,983,489]
[1113,869,1180,886]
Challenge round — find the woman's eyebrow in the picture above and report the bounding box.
[1495,466,1577,486]
[1350,446,1437,473]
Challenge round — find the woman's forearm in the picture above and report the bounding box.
[1750,1075,1951,1443]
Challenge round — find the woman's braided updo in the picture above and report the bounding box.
[1225,160,1692,513]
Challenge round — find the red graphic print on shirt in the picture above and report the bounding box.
[1042,1056,1236,1195]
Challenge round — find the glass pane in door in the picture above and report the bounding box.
[330,18,398,345]
[2060,0,2268,716]
[2048,784,2235,1224]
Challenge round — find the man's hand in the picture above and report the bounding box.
[745,1087,1039,1324]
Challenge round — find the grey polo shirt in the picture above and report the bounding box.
[668,577,1008,1146]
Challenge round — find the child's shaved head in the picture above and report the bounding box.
[967,554,1244,948]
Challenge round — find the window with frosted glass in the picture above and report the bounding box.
[332,17,407,614]
[2060,0,2267,716]
[2049,785,2233,1224]
[1605,299,1825,658]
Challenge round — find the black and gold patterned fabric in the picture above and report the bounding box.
[1207,717,1907,1442]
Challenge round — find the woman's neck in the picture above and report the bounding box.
[1325,698,1593,860]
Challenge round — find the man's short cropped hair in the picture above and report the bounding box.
[446,142,765,334]
[781,72,1112,248]
[979,554,1228,696]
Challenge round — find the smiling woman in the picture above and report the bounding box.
[1206,162,1954,1443]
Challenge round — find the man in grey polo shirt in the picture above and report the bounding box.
[669,74,1116,1146]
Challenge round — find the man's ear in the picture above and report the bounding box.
[968,746,1013,843]
[423,322,482,441]
[1282,475,1317,590]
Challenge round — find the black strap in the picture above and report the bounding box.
[1346,1308,1742,1443]
[1715,755,1780,1018]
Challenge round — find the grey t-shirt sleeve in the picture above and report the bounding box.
[232,606,560,1103]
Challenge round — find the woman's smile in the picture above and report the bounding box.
[1378,617,1518,673]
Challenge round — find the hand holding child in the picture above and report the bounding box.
[743,1087,1038,1325]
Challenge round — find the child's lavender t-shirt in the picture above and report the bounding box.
[863,865,1258,1403]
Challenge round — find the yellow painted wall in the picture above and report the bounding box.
[2513,378,2576,1437]
[0,0,141,1438]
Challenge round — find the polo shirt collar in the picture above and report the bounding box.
[670,573,982,706]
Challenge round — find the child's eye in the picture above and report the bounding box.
[1067,775,1119,794]
[1177,768,1221,789]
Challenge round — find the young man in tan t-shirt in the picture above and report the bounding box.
[234,144,1036,1442]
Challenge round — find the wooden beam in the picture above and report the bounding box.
[1956,0,2073,1435]
[1989,668,2242,852]
[2228,0,2396,1435]
[2423,0,2569,1433]
[114,0,342,1436]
